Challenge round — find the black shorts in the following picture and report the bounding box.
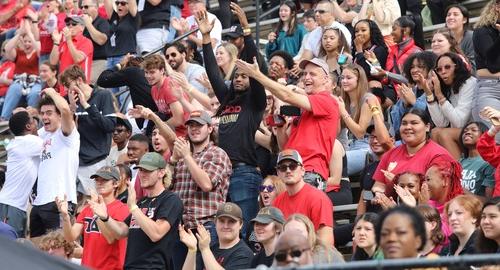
[29,201,75,238]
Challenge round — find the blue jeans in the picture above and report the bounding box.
[346,138,370,176]
[1,81,42,119]
[171,221,218,270]
[167,5,182,43]
[39,54,50,65]
[228,165,262,239]
[106,55,125,70]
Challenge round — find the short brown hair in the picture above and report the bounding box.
[445,194,483,226]
[59,65,87,87]
[142,54,166,71]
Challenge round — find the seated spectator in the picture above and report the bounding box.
[55,165,129,270]
[459,122,495,198]
[325,138,353,207]
[476,197,500,254]
[272,149,334,246]
[431,29,471,70]
[417,205,446,256]
[250,207,286,268]
[376,206,427,259]
[294,10,318,61]
[273,229,314,267]
[50,15,93,82]
[106,117,132,167]
[38,230,76,260]
[390,51,436,140]
[445,5,475,71]
[353,0,401,46]
[477,106,500,197]
[428,52,476,159]
[268,50,295,83]
[1,19,41,120]
[351,213,384,261]
[103,0,138,70]
[39,61,65,96]
[318,26,351,75]
[284,214,344,263]
[0,41,15,103]
[179,202,253,270]
[265,0,306,59]
[0,111,42,237]
[0,0,34,44]
[440,195,482,256]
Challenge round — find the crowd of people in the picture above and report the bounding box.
[0,0,499,269]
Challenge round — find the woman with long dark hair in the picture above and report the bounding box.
[265,0,307,59]
[319,26,352,75]
[352,213,384,260]
[417,205,446,256]
[445,4,475,71]
[476,197,500,253]
[428,52,476,159]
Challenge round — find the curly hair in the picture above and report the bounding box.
[428,156,464,202]
[37,230,76,258]
[459,121,489,157]
[435,52,472,97]
[476,197,500,253]
[402,51,437,85]
[475,0,500,28]
[353,19,387,51]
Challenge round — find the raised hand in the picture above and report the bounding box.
[235,57,260,78]
[195,223,211,251]
[398,83,416,105]
[394,185,417,207]
[179,225,198,250]
[170,71,190,90]
[230,2,249,27]
[62,27,71,40]
[55,195,69,215]
[119,53,133,68]
[419,182,430,205]
[173,137,191,159]
[267,32,277,43]
[195,73,212,91]
[52,29,62,43]
[127,182,137,209]
[380,169,395,182]
[194,10,215,35]
[128,105,155,120]
[88,191,108,219]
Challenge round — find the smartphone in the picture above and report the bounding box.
[280,105,301,117]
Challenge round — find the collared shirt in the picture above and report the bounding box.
[59,33,93,82]
[171,142,232,229]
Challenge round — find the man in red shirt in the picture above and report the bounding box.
[142,54,188,137]
[56,165,129,270]
[272,149,334,247]
[49,15,93,82]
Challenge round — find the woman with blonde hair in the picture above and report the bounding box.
[215,42,238,81]
[284,214,345,264]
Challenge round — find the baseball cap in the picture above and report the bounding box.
[116,117,132,131]
[64,15,85,25]
[216,202,243,221]
[251,207,285,224]
[223,25,244,39]
[186,110,212,125]
[277,149,303,164]
[135,152,167,171]
[90,166,120,181]
[299,58,329,75]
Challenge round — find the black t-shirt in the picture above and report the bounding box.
[360,161,382,213]
[124,190,183,269]
[107,12,139,57]
[196,239,253,270]
[83,16,110,60]
[250,250,274,268]
[138,0,170,29]
[256,145,276,178]
[473,25,500,73]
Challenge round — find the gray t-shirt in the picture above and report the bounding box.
[460,156,495,196]
[185,62,209,94]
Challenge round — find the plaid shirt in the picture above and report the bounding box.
[172,142,232,229]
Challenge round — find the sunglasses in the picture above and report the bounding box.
[434,64,455,73]
[65,21,79,27]
[113,128,127,133]
[276,162,300,173]
[81,4,94,9]
[165,52,177,59]
[314,9,327,14]
[275,248,310,262]
[259,185,275,192]
[115,1,128,6]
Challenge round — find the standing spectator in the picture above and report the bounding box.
[164,42,208,94]
[199,11,266,237]
[81,0,110,84]
[272,149,334,246]
[250,207,286,268]
[106,117,132,166]
[61,65,116,197]
[354,0,401,45]
[135,0,170,55]
[30,88,79,238]
[1,20,41,120]
[179,202,254,270]
[427,0,454,24]
[267,50,295,83]
[50,15,93,82]
[215,42,238,82]
[39,61,66,96]
[477,106,500,197]
[476,197,500,254]
[32,0,65,63]
[265,0,307,59]
[0,0,33,44]
[0,111,42,237]
[471,0,500,138]
[294,9,318,61]
[98,152,184,270]
[56,166,129,270]
[445,5,475,72]
[459,122,495,198]
[167,0,183,42]
[103,0,138,69]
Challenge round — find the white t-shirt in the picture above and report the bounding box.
[0,135,43,211]
[186,12,222,49]
[34,127,80,206]
[304,21,352,57]
[105,145,128,167]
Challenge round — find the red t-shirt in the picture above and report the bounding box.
[59,33,93,82]
[13,49,39,75]
[0,1,34,32]
[151,77,188,136]
[285,91,339,180]
[373,140,454,193]
[76,199,129,270]
[273,183,334,230]
[0,61,15,96]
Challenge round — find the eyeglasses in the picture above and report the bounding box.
[165,52,177,59]
[435,64,455,73]
[65,21,79,27]
[115,1,128,6]
[81,4,94,9]
[314,9,327,14]
[259,185,275,192]
[275,248,310,262]
[276,162,300,173]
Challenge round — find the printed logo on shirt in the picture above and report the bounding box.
[41,138,53,162]
[129,207,156,228]
[461,169,477,193]
[84,216,102,234]
[219,105,241,125]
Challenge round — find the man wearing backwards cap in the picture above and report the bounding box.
[272,149,334,247]
[56,166,129,270]
[236,57,340,191]
[98,152,183,270]
[250,206,286,268]
[50,15,93,82]
[179,202,253,270]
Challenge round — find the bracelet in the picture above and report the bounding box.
[32,20,38,23]
[243,28,251,35]
[426,95,435,103]
[188,248,197,253]
[99,215,109,222]
[53,42,60,46]
[372,109,381,116]
[369,105,380,113]
[129,204,139,213]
